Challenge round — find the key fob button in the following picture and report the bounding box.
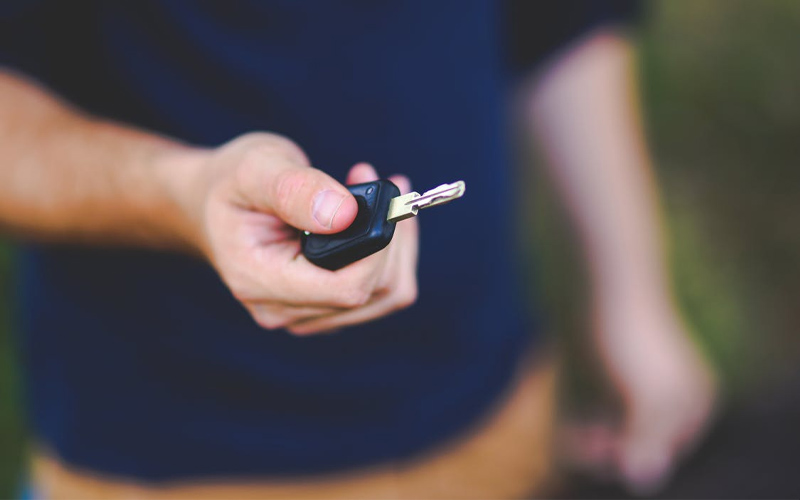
[301,180,400,270]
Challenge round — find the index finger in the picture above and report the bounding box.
[255,242,390,308]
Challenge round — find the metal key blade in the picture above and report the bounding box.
[413,181,466,210]
[387,180,466,222]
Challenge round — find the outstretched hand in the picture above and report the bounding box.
[177,132,419,334]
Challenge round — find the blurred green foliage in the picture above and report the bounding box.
[643,0,800,388]
[0,0,798,497]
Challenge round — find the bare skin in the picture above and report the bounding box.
[0,71,418,334]
[528,31,717,493]
[0,28,716,495]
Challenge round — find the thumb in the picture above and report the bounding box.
[252,161,358,234]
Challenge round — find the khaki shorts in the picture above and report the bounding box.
[33,353,557,499]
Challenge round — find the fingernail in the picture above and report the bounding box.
[312,190,346,229]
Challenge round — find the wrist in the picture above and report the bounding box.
[590,277,682,344]
[148,141,213,256]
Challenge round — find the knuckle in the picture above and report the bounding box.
[252,309,288,330]
[353,262,382,291]
[273,169,310,214]
[225,132,266,153]
[337,286,371,308]
[237,133,307,165]
[229,287,251,304]
[266,135,310,166]
[255,316,288,331]
[394,282,418,309]
[286,326,316,337]
[224,274,255,304]
[221,260,265,303]
[237,131,274,145]
[235,134,299,166]
[264,134,304,157]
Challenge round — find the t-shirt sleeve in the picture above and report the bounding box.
[505,0,643,76]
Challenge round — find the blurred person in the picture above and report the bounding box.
[0,1,714,498]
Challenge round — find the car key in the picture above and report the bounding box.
[301,180,466,270]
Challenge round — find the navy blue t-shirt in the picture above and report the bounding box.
[1,0,637,481]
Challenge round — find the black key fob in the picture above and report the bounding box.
[301,180,401,270]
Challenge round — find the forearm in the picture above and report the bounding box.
[528,31,670,311]
[0,70,418,333]
[527,31,717,492]
[0,69,205,250]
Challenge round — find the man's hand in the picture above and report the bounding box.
[597,296,716,493]
[562,293,717,494]
[0,72,418,335]
[177,133,419,334]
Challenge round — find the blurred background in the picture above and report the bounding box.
[0,0,798,497]
[529,0,800,497]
